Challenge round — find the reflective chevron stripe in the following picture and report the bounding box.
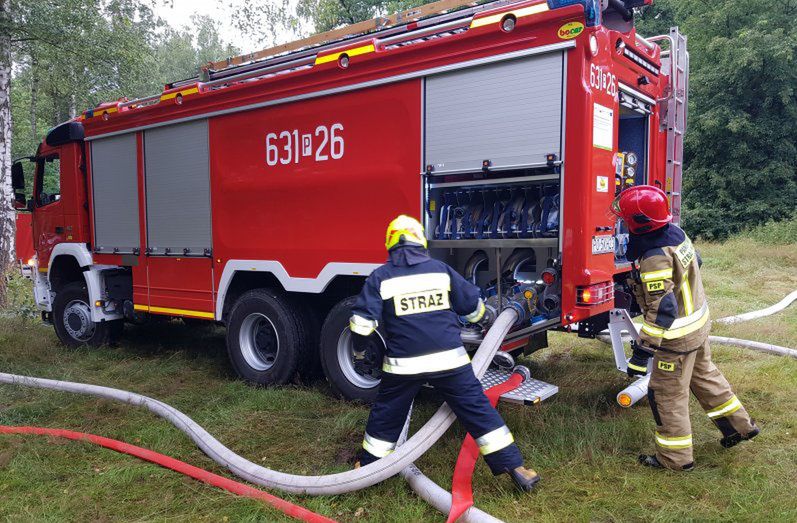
[382,347,470,375]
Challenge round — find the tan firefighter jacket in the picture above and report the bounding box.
[627,225,710,352]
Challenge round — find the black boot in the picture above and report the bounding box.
[638,454,694,471]
[720,423,760,449]
[507,466,541,492]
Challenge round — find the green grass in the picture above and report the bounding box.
[1,233,795,522]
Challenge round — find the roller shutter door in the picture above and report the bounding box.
[91,134,140,254]
[144,120,211,256]
[424,51,564,175]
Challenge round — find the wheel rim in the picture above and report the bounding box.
[239,313,280,371]
[337,328,383,389]
[63,299,95,342]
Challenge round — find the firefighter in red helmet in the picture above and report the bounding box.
[611,186,759,470]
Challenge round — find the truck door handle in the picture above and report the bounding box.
[55,227,64,234]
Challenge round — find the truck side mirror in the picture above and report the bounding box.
[13,193,27,210]
[11,162,25,192]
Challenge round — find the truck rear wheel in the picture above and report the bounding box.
[320,296,383,402]
[226,289,306,386]
[52,281,120,347]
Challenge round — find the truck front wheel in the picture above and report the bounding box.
[52,281,120,347]
[320,297,383,402]
[226,289,306,386]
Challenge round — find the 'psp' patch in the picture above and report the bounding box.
[394,290,450,316]
[675,239,696,268]
[658,361,676,372]
[646,280,666,294]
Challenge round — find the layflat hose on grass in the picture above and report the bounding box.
[0,309,518,496]
[0,425,336,523]
[708,336,797,359]
[598,290,797,358]
[714,291,797,325]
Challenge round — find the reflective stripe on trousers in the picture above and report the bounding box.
[475,425,515,455]
[362,432,396,458]
[382,347,470,375]
[655,431,693,449]
[706,395,743,419]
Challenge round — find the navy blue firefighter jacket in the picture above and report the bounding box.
[349,245,485,375]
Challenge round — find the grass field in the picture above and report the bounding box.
[1,225,795,522]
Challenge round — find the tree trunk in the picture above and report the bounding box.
[0,0,16,306]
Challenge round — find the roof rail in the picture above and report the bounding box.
[203,0,490,74]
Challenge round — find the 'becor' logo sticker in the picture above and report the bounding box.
[558,21,584,39]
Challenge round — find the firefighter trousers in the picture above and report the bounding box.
[648,338,756,470]
[359,365,524,474]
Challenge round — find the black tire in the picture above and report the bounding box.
[290,298,324,382]
[225,288,306,386]
[52,281,121,347]
[320,296,384,402]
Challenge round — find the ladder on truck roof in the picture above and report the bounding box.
[170,0,522,87]
[649,27,688,226]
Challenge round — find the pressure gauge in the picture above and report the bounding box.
[626,152,638,166]
[625,166,636,179]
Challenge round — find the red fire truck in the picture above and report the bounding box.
[13,0,687,401]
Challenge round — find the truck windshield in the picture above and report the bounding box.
[35,155,61,206]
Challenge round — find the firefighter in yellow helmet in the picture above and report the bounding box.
[612,186,759,471]
[349,215,540,491]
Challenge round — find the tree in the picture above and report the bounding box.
[637,0,797,239]
[2,1,237,305]
[296,0,428,33]
[1,0,15,286]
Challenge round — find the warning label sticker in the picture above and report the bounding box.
[593,103,614,151]
[597,176,609,192]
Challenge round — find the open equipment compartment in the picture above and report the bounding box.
[420,47,566,337]
[613,87,655,264]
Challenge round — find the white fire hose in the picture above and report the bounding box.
[607,291,797,407]
[714,290,797,325]
[0,309,518,498]
[3,291,792,516]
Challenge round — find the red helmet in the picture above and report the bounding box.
[610,185,672,234]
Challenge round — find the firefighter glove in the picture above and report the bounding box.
[352,334,369,375]
[627,341,652,377]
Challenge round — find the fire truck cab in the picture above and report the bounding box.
[13,0,687,401]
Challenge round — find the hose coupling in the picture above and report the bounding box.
[512,365,531,382]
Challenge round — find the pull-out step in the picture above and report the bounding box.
[480,368,558,405]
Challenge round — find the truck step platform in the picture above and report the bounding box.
[480,368,558,405]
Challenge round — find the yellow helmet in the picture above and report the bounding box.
[385,215,427,251]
